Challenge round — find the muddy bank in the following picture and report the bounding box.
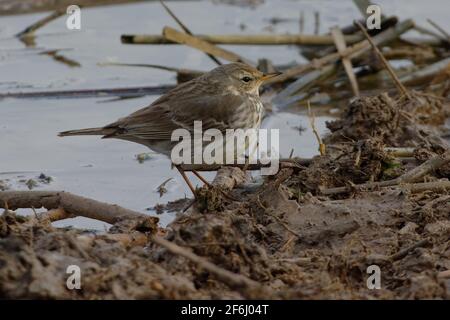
[1,92,449,299]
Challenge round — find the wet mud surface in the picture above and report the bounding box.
[1,93,449,299]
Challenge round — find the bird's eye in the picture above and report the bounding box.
[241,76,252,83]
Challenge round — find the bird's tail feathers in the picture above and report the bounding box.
[58,127,114,137]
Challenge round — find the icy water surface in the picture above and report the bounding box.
[1,0,448,228]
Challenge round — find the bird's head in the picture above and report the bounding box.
[212,62,281,96]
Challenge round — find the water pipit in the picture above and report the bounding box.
[59,63,280,196]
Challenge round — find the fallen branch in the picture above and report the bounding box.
[427,18,450,42]
[16,9,65,38]
[403,180,450,193]
[384,147,415,157]
[331,27,360,97]
[413,24,448,42]
[273,64,336,107]
[0,191,158,227]
[178,158,310,172]
[398,150,450,183]
[39,207,72,222]
[400,57,450,86]
[0,85,175,100]
[389,238,430,261]
[162,27,254,65]
[121,33,364,46]
[159,0,221,66]
[151,235,269,298]
[267,19,414,84]
[98,62,203,82]
[355,20,410,98]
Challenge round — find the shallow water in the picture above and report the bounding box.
[1,0,448,228]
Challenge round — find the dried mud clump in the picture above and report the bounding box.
[0,212,198,299]
[286,138,404,194]
[325,93,448,147]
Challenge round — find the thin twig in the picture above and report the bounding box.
[256,196,302,238]
[427,18,450,41]
[331,27,360,96]
[267,19,414,84]
[16,9,65,38]
[151,235,269,297]
[299,11,305,34]
[162,26,253,65]
[178,158,310,172]
[159,0,222,65]
[307,101,325,155]
[314,11,320,35]
[389,238,430,261]
[355,20,411,99]
[0,85,175,100]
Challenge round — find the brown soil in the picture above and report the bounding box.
[1,93,449,299]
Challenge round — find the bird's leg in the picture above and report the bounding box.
[175,165,197,198]
[191,170,212,188]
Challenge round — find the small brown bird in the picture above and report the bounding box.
[59,63,279,194]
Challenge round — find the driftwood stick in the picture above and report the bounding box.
[0,191,158,226]
[331,27,360,97]
[39,207,72,222]
[400,57,450,86]
[98,62,203,75]
[404,180,450,193]
[0,85,175,100]
[98,62,203,82]
[16,9,65,38]
[121,33,364,46]
[178,158,310,172]
[267,19,414,84]
[397,151,450,183]
[427,19,450,41]
[413,25,447,41]
[389,238,430,261]
[162,27,254,65]
[321,150,450,195]
[384,147,415,157]
[159,0,221,66]
[355,21,410,98]
[75,232,148,247]
[273,64,336,106]
[151,235,268,297]
[104,232,148,246]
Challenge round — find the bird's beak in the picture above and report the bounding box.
[260,72,282,82]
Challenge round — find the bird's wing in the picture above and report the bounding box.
[104,92,245,141]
